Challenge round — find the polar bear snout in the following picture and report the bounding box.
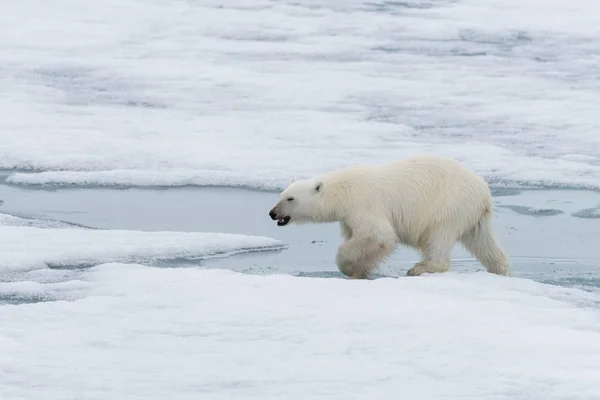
[269,208,278,219]
[269,206,291,226]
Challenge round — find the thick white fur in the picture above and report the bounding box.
[269,155,510,279]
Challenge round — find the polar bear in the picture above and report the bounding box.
[268,155,509,279]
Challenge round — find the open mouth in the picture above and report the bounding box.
[277,216,291,226]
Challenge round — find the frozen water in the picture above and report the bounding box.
[572,207,600,219]
[0,213,283,303]
[498,204,564,217]
[0,213,283,273]
[2,0,600,398]
[1,184,600,397]
[2,0,600,190]
[1,265,600,399]
[0,211,96,229]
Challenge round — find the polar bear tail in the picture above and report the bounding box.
[460,212,510,276]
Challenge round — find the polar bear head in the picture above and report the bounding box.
[268,179,324,226]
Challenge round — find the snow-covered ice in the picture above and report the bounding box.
[2,0,600,190]
[2,0,600,398]
[0,213,283,303]
[1,265,600,400]
[0,214,283,273]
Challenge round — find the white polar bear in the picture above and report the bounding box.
[268,154,509,279]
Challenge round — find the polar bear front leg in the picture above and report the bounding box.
[335,223,396,279]
[340,222,352,241]
[336,242,372,279]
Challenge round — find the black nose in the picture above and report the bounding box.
[269,209,277,220]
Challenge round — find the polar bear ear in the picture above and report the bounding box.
[313,181,323,193]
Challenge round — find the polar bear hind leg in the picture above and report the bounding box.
[406,229,456,276]
[460,213,510,276]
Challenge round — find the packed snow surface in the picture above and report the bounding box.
[0,213,283,302]
[2,1,600,398]
[1,265,600,400]
[2,0,600,190]
[0,215,283,273]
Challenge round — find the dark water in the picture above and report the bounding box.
[1,171,600,305]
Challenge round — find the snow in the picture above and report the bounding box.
[0,213,283,303]
[0,215,283,273]
[2,0,600,398]
[0,212,92,229]
[2,0,600,190]
[1,265,599,399]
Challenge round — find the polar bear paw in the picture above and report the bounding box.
[406,261,449,276]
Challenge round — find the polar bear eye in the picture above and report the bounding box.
[287,197,294,202]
